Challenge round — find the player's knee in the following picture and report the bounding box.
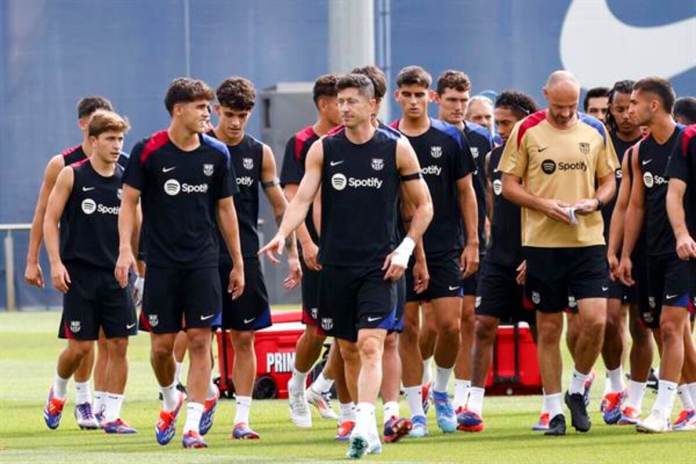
[474,317,497,343]
[306,326,326,346]
[660,318,683,343]
[151,343,173,363]
[68,340,93,359]
[537,319,562,344]
[383,333,398,351]
[437,317,460,339]
[339,342,359,364]
[106,337,129,358]
[357,336,383,362]
[231,331,255,352]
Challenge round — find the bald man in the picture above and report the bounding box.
[498,70,619,435]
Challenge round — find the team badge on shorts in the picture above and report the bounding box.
[532,291,541,305]
[470,147,479,159]
[203,163,214,176]
[148,314,159,327]
[243,158,254,170]
[578,142,590,155]
[321,318,334,331]
[568,296,577,308]
[70,320,81,333]
[117,188,123,200]
[648,296,656,309]
[430,146,442,158]
[371,158,384,171]
[310,307,318,320]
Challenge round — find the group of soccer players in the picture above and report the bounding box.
[27,63,696,458]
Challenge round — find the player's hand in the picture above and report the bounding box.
[382,251,407,282]
[617,256,634,286]
[228,264,245,300]
[538,198,572,224]
[114,250,136,288]
[412,258,430,294]
[24,261,45,288]
[283,256,302,289]
[515,260,527,285]
[460,244,479,278]
[259,234,286,264]
[51,262,71,294]
[573,198,599,215]
[132,276,145,307]
[607,253,620,281]
[300,240,322,271]
[675,232,696,261]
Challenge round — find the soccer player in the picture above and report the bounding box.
[600,80,651,424]
[583,87,610,123]
[617,78,694,432]
[392,65,479,437]
[26,96,116,429]
[435,69,494,414]
[281,74,343,429]
[673,96,696,126]
[458,90,538,432]
[465,96,495,134]
[665,122,696,431]
[261,73,432,459]
[115,78,245,449]
[500,70,618,435]
[43,111,137,433]
[208,76,302,439]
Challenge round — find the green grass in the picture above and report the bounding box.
[0,311,689,463]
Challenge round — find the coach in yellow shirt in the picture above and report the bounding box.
[499,70,619,435]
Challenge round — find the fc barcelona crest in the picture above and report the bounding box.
[430,146,442,158]
[149,314,159,327]
[203,163,214,176]
[70,320,81,333]
[243,158,254,170]
[579,142,590,155]
[470,147,479,159]
[371,158,384,171]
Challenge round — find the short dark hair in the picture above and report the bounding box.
[313,74,339,106]
[606,80,635,131]
[583,87,609,112]
[436,70,471,95]
[494,90,538,120]
[674,97,696,125]
[88,110,130,137]
[164,77,215,115]
[351,65,387,100]
[633,77,676,113]
[336,73,375,99]
[395,65,432,89]
[77,96,113,119]
[216,77,256,111]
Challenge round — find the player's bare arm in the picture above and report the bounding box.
[456,173,480,277]
[400,181,429,293]
[115,185,140,288]
[617,149,646,286]
[667,178,696,260]
[606,148,633,279]
[216,196,246,299]
[25,154,65,287]
[43,167,74,294]
[261,144,301,289]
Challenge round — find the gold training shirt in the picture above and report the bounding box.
[497,111,619,248]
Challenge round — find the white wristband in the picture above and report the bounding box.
[391,237,416,268]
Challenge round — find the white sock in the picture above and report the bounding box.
[688,383,696,410]
[339,402,356,422]
[433,365,453,393]
[52,373,69,400]
[93,391,106,417]
[234,395,252,425]
[677,384,694,411]
[310,372,334,394]
[74,381,92,404]
[207,378,218,400]
[625,380,647,411]
[541,391,549,414]
[453,379,472,410]
[174,361,184,385]
[160,381,180,411]
[653,380,678,416]
[183,402,204,434]
[383,401,400,424]
[103,393,124,422]
[404,386,425,418]
[606,367,625,393]
[422,357,433,384]
[467,387,485,416]
[354,402,375,437]
[546,393,563,418]
[289,368,308,391]
[569,369,588,395]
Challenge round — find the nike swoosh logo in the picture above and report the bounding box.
[162,166,176,173]
[538,147,549,152]
[602,286,609,291]
[82,186,95,192]
[126,323,136,329]
[200,314,215,321]
[449,286,460,291]
[665,294,679,300]
[561,0,696,87]
[330,160,344,167]
[642,159,653,166]
[367,316,382,322]
[244,318,256,324]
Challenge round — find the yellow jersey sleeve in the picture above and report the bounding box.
[498,120,527,177]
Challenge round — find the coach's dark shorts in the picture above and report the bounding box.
[475,260,535,325]
[300,259,321,327]
[638,253,691,328]
[218,259,271,332]
[525,245,609,313]
[59,261,136,340]
[406,253,464,302]
[318,265,396,342]
[140,266,220,334]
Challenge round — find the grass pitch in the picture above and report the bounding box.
[0,311,692,463]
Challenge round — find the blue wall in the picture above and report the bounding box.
[1,0,694,308]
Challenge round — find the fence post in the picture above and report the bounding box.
[4,230,16,311]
